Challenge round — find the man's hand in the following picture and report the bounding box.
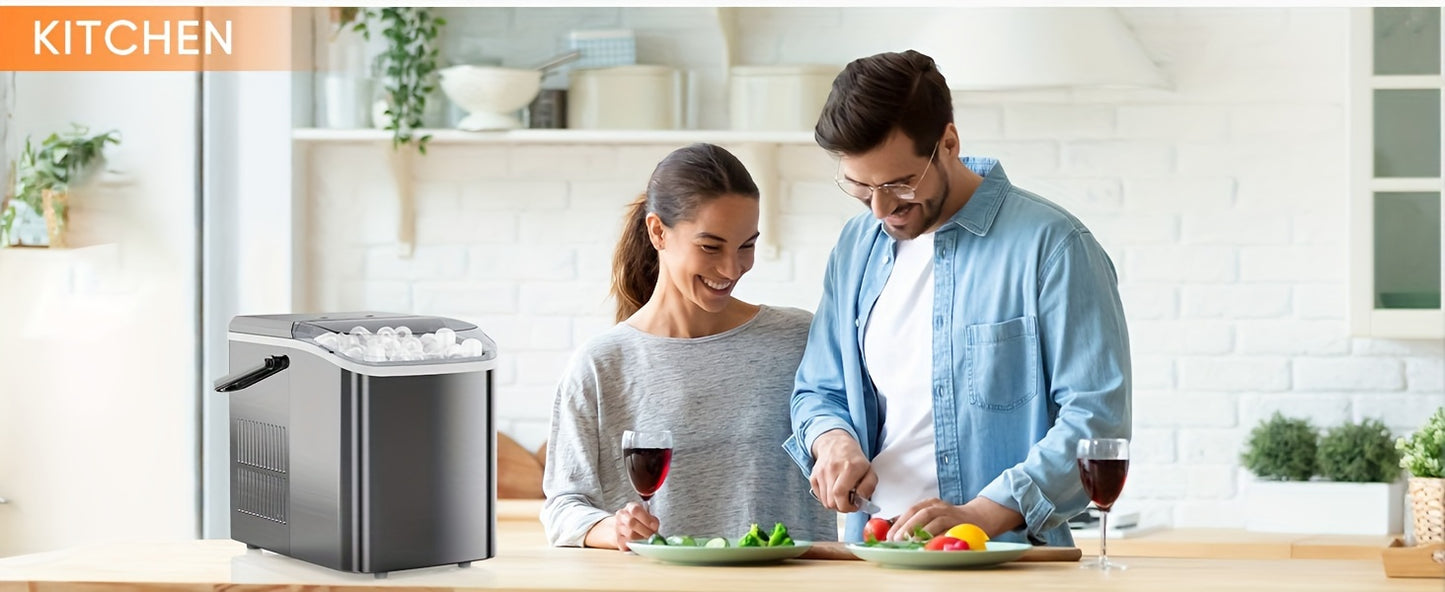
[888,496,1024,541]
[583,503,660,551]
[809,429,877,513]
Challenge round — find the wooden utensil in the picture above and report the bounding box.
[801,542,1082,562]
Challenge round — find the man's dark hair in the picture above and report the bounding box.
[815,49,954,158]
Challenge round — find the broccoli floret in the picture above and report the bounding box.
[767,522,791,546]
[738,523,765,547]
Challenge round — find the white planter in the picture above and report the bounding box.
[1244,480,1405,535]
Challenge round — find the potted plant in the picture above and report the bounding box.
[1,124,119,248]
[1241,413,1406,535]
[1397,407,1444,545]
[1313,418,1405,535]
[349,7,447,154]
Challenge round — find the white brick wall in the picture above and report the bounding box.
[301,7,1445,529]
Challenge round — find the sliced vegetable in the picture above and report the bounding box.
[666,535,696,547]
[924,536,968,551]
[647,533,666,545]
[704,537,729,548]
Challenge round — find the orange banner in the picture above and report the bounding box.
[0,6,294,71]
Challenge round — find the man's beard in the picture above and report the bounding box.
[883,171,951,241]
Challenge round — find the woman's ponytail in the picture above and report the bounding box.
[609,194,659,323]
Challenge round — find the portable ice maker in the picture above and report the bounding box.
[214,311,498,577]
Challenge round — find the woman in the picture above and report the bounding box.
[541,143,836,550]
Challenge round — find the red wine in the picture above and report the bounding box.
[624,447,672,500]
[1078,458,1129,511]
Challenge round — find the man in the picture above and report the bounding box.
[784,50,1131,547]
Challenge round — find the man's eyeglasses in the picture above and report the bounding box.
[835,143,938,202]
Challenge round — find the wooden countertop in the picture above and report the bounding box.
[0,519,1433,592]
[1074,528,1402,560]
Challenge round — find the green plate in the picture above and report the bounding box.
[846,541,1031,569]
[627,539,813,565]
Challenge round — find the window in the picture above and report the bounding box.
[1351,7,1444,338]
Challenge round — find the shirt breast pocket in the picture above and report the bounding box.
[964,315,1041,412]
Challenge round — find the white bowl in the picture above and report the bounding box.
[439,65,541,131]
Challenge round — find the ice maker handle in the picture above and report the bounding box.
[214,355,290,392]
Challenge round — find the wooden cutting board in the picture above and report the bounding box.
[801,541,1082,562]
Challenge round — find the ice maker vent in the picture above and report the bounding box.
[234,419,288,473]
[236,466,288,524]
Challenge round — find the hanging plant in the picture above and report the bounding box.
[350,7,446,154]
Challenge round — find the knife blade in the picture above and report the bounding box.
[849,490,882,515]
[809,487,882,514]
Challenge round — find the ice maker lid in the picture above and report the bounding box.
[230,311,498,365]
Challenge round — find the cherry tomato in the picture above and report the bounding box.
[863,518,891,543]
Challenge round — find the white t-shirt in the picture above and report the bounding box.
[862,231,939,518]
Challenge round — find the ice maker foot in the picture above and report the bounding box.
[459,561,472,568]
[245,544,260,550]
[374,572,388,579]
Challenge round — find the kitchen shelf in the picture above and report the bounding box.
[292,128,816,145]
[293,128,809,259]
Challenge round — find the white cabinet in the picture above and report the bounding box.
[0,70,201,557]
[0,247,198,557]
[1350,7,1445,338]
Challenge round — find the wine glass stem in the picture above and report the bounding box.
[1099,509,1109,566]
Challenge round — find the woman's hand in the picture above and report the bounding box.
[613,502,661,550]
[585,503,661,551]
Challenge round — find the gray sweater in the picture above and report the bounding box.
[540,305,837,546]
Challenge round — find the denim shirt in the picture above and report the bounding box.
[784,157,1132,546]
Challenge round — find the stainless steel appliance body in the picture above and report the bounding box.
[215,312,498,577]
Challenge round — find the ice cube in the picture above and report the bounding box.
[435,327,456,347]
[364,343,386,362]
[339,334,360,350]
[461,338,485,357]
[445,343,465,358]
[377,326,396,339]
[402,336,423,353]
[396,326,413,339]
[350,326,372,337]
[314,333,340,349]
[342,346,365,360]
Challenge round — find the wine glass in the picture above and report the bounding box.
[1077,437,1130,571]
[622,429,673,514]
